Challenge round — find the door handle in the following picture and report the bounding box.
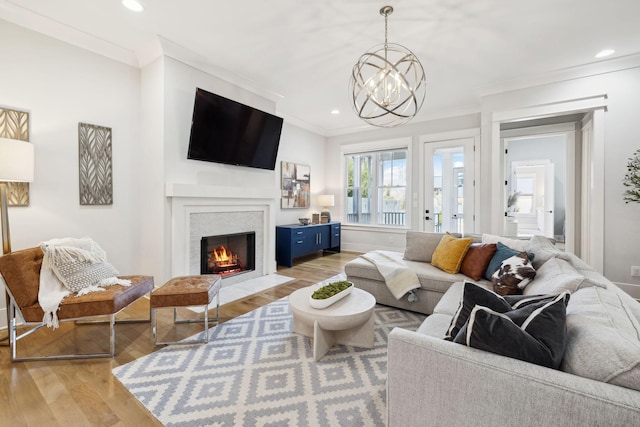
[425,216,430,221]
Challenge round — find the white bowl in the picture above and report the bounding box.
[309,282,354,309]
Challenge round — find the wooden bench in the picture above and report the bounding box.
[150,275,221,345]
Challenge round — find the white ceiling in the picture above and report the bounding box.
[2,0,640,136]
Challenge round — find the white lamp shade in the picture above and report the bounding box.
[317,194,335,207]
[0,137,34,182]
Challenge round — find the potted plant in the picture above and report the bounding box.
[623,149,640,204]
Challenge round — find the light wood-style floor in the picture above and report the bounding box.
[0,251,360,427]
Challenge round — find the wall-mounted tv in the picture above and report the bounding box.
[187,87,283,170]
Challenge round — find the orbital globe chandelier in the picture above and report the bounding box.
[350,5,426,127]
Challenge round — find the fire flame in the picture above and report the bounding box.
[208,245,238,268]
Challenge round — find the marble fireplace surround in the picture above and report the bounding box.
[166,184,278,285]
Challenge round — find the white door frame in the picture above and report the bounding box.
[490,95,607,272]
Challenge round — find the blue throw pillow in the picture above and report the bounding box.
[484,242,534,280]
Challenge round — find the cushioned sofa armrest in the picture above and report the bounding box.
[387,328,640,427]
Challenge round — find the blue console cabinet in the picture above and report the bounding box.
[276,222,341,267]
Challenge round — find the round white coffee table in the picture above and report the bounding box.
[288,286,376,361]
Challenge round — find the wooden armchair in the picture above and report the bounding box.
[0,246,154,361]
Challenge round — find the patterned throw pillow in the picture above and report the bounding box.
[43,238,122,294]
[484,242,535,280]
[444,281,511,341]
[453,292,570,369]
[491,252,537,295]
[53,257,121,294]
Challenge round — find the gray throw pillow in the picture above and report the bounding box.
[524,257,606,296]
[403,231,447,263]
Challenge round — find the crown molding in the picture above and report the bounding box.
[0,0,139,66]
[479,53,640,98]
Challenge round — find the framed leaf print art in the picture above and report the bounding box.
[0,107,30,206]
[78,122,113,205]
[281,161,310,209]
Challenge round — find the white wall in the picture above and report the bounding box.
[327,64,640,293]
[0,19,142,326]
[137,56,331,284]
[480,66,640,288]
[275,123,327,225]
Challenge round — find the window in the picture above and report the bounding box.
[345,148,407,226]
[516,175,535,214]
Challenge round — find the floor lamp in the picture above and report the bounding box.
[0,137,35,344]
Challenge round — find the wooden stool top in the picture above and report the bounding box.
[151,275,221,308]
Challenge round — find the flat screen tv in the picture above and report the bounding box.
[187,87,283,170]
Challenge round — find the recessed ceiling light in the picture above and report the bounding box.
[122,0,144,12]
[331,109,340,115]
[595,49,615,59]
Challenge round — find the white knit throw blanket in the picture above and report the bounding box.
[39,237,131,329]
[360,250,421,300]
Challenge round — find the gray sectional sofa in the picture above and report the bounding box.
[345,231,492,314]
[345,232,640,426]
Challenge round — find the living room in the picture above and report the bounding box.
[1,1,640,425]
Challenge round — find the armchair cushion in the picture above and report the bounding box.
[0,247,43,308]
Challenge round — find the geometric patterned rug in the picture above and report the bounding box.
[112,296,425,426]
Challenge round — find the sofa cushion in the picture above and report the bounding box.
[491,252,537,296]
[346,253,489,295]
[416,313,453,338]
[460,243,497,281]
[444,281,512,340]
[524,257,606,296]
[561,286,640,391]
[431,233,473,274]
[528,235,597,272]
[484,242,534,280]
[482,233,530,252]
[403,231,448,263]
[453,292,570,369]
[528,235,563,269]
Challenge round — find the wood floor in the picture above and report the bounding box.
[0,251,360,427]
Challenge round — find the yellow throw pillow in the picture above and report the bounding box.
[431,232,473,274]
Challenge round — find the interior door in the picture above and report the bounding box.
[424,138,475,234]
[543,162,555,238]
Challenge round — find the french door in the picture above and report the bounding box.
[424,138,475,234]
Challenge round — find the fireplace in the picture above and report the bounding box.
[201,232,256,277]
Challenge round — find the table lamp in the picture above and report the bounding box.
[0,137,34,345]
[0,137,35,255]
[317,194,335,223]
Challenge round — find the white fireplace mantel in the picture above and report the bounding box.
[166,183,280,201]
[166,183,278,281]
